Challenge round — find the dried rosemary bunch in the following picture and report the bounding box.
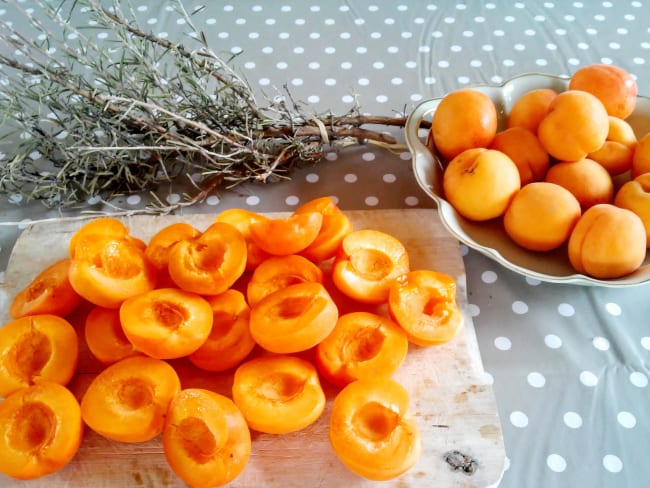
[0,0,417,210]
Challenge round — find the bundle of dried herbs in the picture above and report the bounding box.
[0,0,419,210]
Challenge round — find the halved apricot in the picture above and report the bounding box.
[232,355,326,434]
[80,356,181,443]
[84,306,141,365]
[246,254,324,308]
[332,229,410,304]
[388,270,464,346]
[188,290,255,372]
[249,212,323,256]
[329,377,422,481]
[249,282,339,354]
[163,388,251,488]
[168,222,247,295]
[214,208,271,271]
[0,315,79,398]
[0,382,83,480]
[294,196,354,262]
[145,222,201,277]
[68,236,158,309]
[315,312,408,388]
[120,288,213,360]
[9,258,82,319]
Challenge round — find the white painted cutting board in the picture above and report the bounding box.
[0,209,505,487]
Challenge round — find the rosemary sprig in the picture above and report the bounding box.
[0,0,422,211]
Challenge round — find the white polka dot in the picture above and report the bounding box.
[87,196,101,205]
[246,195,260,206]
[308,95,320,104]
[325,78,336,86]
[341,95,355,104]
[340,62,352,70]
[509,411,528,428]
[391,77,403,85]
[592,336,610,351]
[481,270,498,284]
[292,78,303,86]
[381,173,396,183]
[285,195,299,206]
[641,337,650,350]
[325,152,338,161]
[259,78,270,86]
[494,336,512,351]
[580,370,599,387]
[603,454,623,473]
[460,244,469,256]
[405,196,419,206]
[467,303,480,317]
[512,301,528,314]
[309,62,320,69]
[558,303,575,317]
[305,173,319,183]
[373,61,385,69]
[126,195,141,205]
[547,454,567,472]
[563,411,583,428]
[166,193,181,204]
[629,371,648,387]
[206,195,220,206]
[527,372,546,388]
[344,173,358,183]
[376,95,388,103]
[362,152,376,162]
[365,196,379,207]
[276,62,288,69]
[358,78,370,86]
[617,411,636,428]
[244,62,256,69]
[605,302,621,316]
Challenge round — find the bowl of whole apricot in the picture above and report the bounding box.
[406,64,650,286]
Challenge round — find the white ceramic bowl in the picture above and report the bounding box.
[405,73,650,286]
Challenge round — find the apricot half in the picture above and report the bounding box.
[0,315,79,398]
[163,388,251,488]
[249,212,323,256]
[0,382,83,480]
[329,377,422,481]
[214,208,271,271]
[80,356,181,443]
[232,355,326,434]
[84,306,141,365]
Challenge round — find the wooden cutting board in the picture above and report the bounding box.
[0,209,505,488]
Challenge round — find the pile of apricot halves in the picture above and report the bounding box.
[432,63,650,279]
[0,196,463,487]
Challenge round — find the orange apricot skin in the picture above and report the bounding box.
[188,290,255,372]
[120,288,214,360]
[214,208,271,271]
[0,382,83,480]
[507,88,558,133]
[489,127,550,186]
[614,173,650,247]
[0,315,79,398]
[232,355,326,434]
[332,229,410,304]
[145,222,201,273]
[631,133,650,179]
[569,63,638,119]
[544,158,614,211]
[315,311,409,388]
[9,258,82,319]
[388,270,464,346]
[68,217,129,259]
[329,377,422,481]
[249,212,324,256]
[163,388,251,488]
[80,356,181,443]
[249,282,339,354]
[84,306,141,365]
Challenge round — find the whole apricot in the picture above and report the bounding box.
[544,158,614,210]
[569,64,638,119]
[538,90,609,162]
[442,148,521,221]
[490,126,550,185]
[614,173,650,247]
[631,133,650,179]
[568,204,646,279]
[503,182,582,252]
[431,88,498,161]
[588,116,638,175]
[507,88,558,133]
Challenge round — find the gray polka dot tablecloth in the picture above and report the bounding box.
[1,1,649,487]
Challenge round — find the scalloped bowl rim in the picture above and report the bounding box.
[406,72,650,287]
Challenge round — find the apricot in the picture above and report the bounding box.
[84,306,141,365]
[168,221,247,295]
[232,355,326,434]
[388,270,464,346]
[568,204,646,279]
[120,287,213,360]
[0,382,83,480]
[431,88,498,161]
[249,211,323,256]
[329,377,422,481]
[538,90,610,161]
[442,148,521,221]
[569,63,638,119]
[188,290,255,372]
[332,229,410,304]
[507,88,558,133]
[163,389,251,488]
[544,158,614,210]
[214,208,271,271]
[0,315,79,398]
[145,222,201,285]
[315,311,409,388]
[588,116,638,175]
[249,282,338,354]
[246,254,324,308]
[614,173,650,247]
[80,356,181,443]
[503,182,582,252]
[68,217,129,259]
[631,133,650,179]
[294,196,354,262]
[9,258,82,319]
[489,127,550,185]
